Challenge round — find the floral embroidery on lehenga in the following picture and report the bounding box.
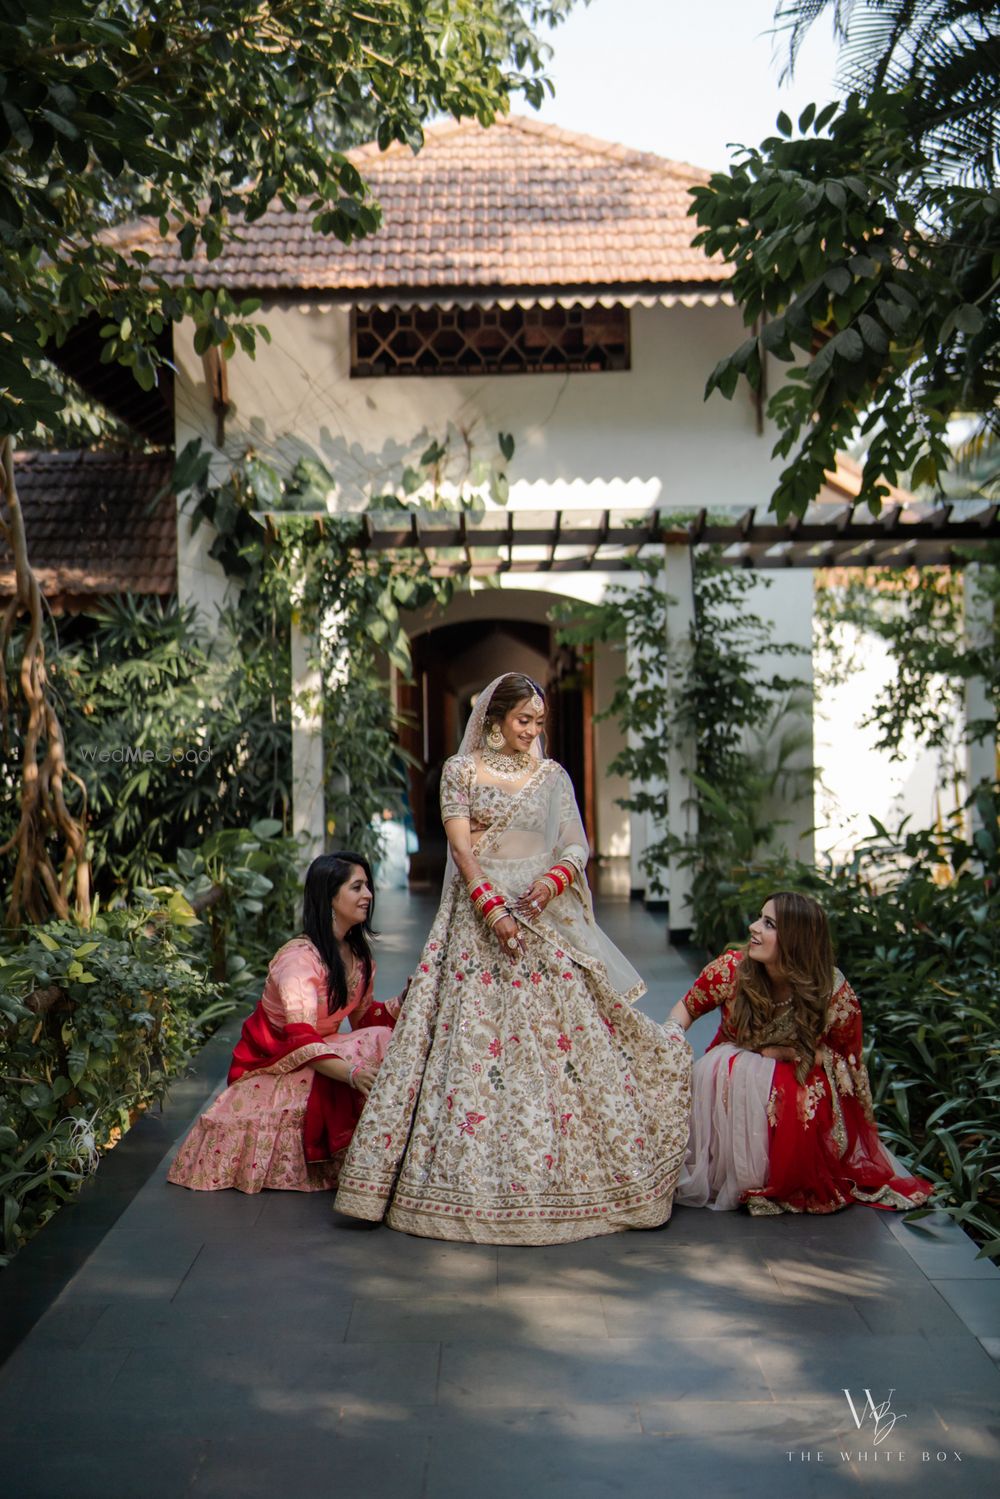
[334,757,692,1245]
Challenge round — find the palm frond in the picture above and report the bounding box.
[776,2,1000,184]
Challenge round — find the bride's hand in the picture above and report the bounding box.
[513,880,551,919]
[492,912,525,963]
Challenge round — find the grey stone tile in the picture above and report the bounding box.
[884,1210,975,1252]
[910,1246,1000,1280]
[0,1439,207,1499]
[932,1279,1000,1339]
[81,1295,353,1351]
[979,1336,1000,1364]
[919,1409,1000,1465]
[190,1429,430,1499]
[168,1254,356,1309]
[122,1338,441,1406]
[851,1284,973,1337]
[65,1238,204,1302]
[600,1287,873,1339]
[764,1252,912,1304]
[15,1293,111,1349]
[754,1333,1000,1406]
[0,1344,131,1408]
[346,1291,607,1343]
[421,1413,855,1499]
[111,1184,268,1243]
[498,1236,772,1298]
[439,1335,771,1406]
[661,1205,897,1258]
[214,1220,501,1296]
[248,1188,340,1233]
[638,1398,844,1440]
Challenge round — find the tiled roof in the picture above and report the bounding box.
[115,116,730,298]
[0,451,176,605]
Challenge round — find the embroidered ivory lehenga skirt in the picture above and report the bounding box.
[333,875,692,1246]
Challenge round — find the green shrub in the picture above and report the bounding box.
[0,821,302,1264]
[0,895,206,1263]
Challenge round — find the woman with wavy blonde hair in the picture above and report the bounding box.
[669,892,931,1215]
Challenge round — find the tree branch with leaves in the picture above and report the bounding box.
[691,2,999,519]
[1,0,581,434]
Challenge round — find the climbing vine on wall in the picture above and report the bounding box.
[553,550,810,937]
[174,429,513,862]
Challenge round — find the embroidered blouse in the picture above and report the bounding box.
[681,949,875,1117]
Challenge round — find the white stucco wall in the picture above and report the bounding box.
[174,300,782,513]
[814,619,964,858]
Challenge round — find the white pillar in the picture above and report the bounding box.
[964,564,997,830]
[290,613,324,871]
[626,635,652,898]
[664,543,697,939]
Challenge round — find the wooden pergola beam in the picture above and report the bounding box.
[258,502,1000,571]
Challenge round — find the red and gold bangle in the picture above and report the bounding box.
[478,895,506,921]
[551,863,574,890]
[539,875,560,900]
[468,880,493,903]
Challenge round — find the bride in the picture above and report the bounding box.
[334,672,692,1245]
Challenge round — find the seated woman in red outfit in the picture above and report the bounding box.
[168,852,399,1194]
[668,890,932,1216]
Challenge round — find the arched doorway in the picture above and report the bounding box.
[399,604,594,885]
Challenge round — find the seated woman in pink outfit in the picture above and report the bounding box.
[168,852,399,1194]
[669,890,932,1216]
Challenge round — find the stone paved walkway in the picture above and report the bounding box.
[2,890,999,1497]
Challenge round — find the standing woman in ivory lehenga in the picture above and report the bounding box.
[334,673,692,1245]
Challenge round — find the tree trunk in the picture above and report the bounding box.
[0,435,92,926]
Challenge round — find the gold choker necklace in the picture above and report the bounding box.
[481,747,534,781]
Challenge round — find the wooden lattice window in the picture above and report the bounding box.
[350,304,630,377]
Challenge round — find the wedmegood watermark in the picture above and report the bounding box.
[77,745,213,766]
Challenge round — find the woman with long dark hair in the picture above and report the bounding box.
[168,852,399,1193]
[334,672,692,1245]
[670,891,932,1215]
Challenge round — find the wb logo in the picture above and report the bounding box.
[843,1388,907,1445]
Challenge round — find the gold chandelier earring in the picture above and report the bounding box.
[486,722,506,750]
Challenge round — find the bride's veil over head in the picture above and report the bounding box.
[456,673,546,761]
[443,674,545,891]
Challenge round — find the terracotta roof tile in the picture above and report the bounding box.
[0,451,176,605]
[116,116,728,296]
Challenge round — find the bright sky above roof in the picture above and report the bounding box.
[531,0,842,173]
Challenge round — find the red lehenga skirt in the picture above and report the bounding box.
[678,1042,932,1215]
